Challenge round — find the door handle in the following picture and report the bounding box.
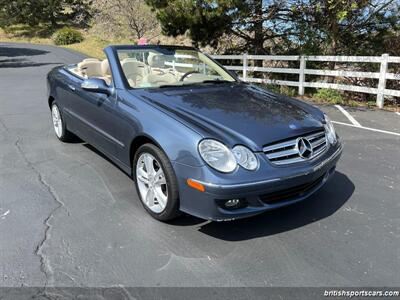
[68,84,76,91]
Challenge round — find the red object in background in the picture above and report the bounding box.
[138,38,147,45]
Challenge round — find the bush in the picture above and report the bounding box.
[53,27,83,45]
[313,88,344,104]
[264,84,281,94]
[263,84,297,97]
[280,85,297,97]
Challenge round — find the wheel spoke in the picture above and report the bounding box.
[137,167,149,184]
[144,154,155,175]
[154,169,166,186]
[154,188,167,208]
[145,188,155,207]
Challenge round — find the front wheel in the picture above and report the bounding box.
[51,102,74,142]
[133,143,181,221]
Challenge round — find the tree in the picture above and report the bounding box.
[147,0,400,56]
[146,0,290,54]
[0,0,92,28]
[283,0,400,56]
[91,0,159,40]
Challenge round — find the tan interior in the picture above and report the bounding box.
[68,58,112,85]
[121,58,149,87]
[68,55,179,88]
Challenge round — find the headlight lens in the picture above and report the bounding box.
[198,139,237,173]
[324,114,337,145]
[232,145,259,170]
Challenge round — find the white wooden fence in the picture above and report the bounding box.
[212,54,400,108]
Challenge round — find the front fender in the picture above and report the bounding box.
[118,90,205,167]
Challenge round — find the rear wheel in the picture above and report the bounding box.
[133,143,181,221]
[51,102,74,142]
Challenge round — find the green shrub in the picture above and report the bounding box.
[313,88,344,104]
[263,84,297,97]
[53,27,83,45]
[280,85,297,97]
[264,84,281,94]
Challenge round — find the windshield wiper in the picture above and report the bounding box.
[157,84,185,88]
[200,79,231,84]
[157,80,230,88]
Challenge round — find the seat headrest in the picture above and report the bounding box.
[122,60,147,71]
[77,60,103,77]
[82,58,100,62]
[101,59,111,76]
[122,58,137,63]
[147,52,166,68]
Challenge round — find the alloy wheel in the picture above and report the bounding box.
[136,153,168,213]
[51,104,63,138]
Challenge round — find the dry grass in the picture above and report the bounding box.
[0,25,132,58]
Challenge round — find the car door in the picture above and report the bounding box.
[61,70,119,158]
[73,86,120,157]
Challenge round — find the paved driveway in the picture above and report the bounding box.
[0,43,399,290]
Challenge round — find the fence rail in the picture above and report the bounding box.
[211,54,400,108]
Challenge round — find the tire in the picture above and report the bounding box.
[51,102,74,142]
[133,143,181,221]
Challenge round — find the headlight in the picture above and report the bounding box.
[198,139,237,173]
[324,114,337,145]
[232,145,259,170]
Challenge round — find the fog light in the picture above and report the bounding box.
[216,198,247,210]
[225,199,240,208]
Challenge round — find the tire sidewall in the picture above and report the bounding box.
[133,144,180,221]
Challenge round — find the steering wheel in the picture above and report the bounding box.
[179,70,200,82]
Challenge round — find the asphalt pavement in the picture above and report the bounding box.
[0,43,399,293]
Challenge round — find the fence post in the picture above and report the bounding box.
[377,53,389,108]
[242,53,248,81]
[298,56,306,96]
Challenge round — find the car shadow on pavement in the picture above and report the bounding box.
[197,171,354,241]
[0,58,62,68]
[0,46,50,57]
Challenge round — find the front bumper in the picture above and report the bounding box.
[173,143,343,221]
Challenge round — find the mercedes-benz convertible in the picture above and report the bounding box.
[46,45,342,221]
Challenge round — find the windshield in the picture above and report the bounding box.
[116,48,236,89]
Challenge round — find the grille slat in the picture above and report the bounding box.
[262,139,298,152]
[311,137,326,148]
[307,132,325,140]
[313,145,327,157]
[267,148,298,160]
[263,130,328,166]
[272,156,305,165]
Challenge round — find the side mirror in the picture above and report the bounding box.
[81,78,110,95]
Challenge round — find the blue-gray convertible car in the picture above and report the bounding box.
[46,45,342,221]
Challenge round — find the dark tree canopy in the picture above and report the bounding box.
[146,0,293,54]
[0,0,92,28]
[286,0,400,55]
[147,0,400,55]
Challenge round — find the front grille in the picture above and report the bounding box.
[263,130,328,165]
[260,175,324,204]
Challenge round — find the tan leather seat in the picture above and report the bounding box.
[143,73,176,86]
[142,53,177,86]
[77,60,103,78]
[82,58,100,62]
[147,53,167,69]
[101,59,112,84]
[121,58,149,87]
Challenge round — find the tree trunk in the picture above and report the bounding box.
[50,14,58,28]
[252,0,264,70]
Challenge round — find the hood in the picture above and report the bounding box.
[134,83,325,151]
